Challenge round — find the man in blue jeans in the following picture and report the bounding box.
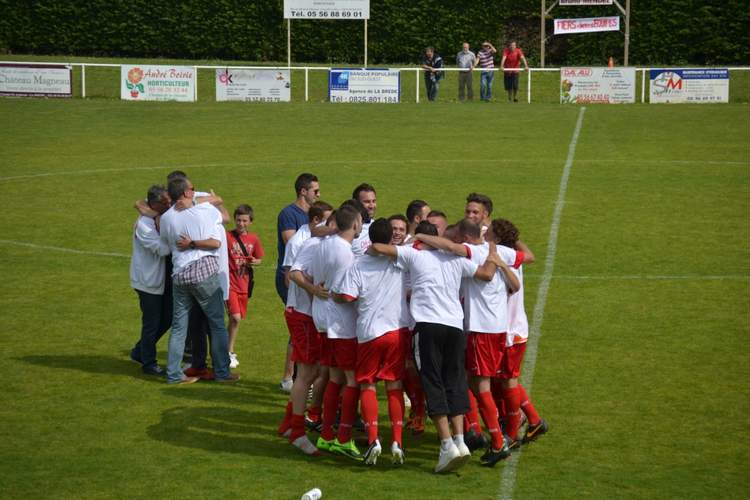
[160,176,239,385]
[476,42,498,101]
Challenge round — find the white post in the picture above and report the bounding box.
[305,67,309,102]
[527,69,532,103]
[81,64,86,98]
[193,66,198,101]
[641,68,646,103]
[415,68,420,103]
[364,20,368,67]
[287,20,291,68]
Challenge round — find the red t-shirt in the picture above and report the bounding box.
[227,230,264,294]
[503,48,524,69]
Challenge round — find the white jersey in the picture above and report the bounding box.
[351,221,372,258]
[461,243,518,334]
[283,223,312,268]
[335,254,410,344]
[160,202,223,276]
[317,235,357,339]
[506,265,529,346]
[395,246,478,330]
[195,191,229,299]
[287,235,321,316]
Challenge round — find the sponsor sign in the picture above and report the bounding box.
[284,0,369,19]
[329,69,400,103]
[121,65,195,102]
[561,67,635,104]
[0,64,72,98]
[554,16,620,35]
[215,69,291,102]
[650,69,729,104]
[559,0,613,5]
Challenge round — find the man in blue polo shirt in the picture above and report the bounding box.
[276,173,320,390]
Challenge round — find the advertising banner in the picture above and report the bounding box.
[561,67,635,104]
[329,69,400,103]
[559,0,613,5]
[554,16,620,35]
[650,69,729,103]
[284,0,369,19]
[215,69,291,102]
[121,65,195,102]
[0,64,72,98]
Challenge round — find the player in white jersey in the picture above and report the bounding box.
[464,192,493,238]
[404,200,431,244]
[416,219,521,466]
[489,218,547,446]
[277,202,333,455]
[370,221,501,474]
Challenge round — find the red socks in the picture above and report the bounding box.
[307,404,322,423]
[503,386,522,440]
[465,390,483,434]
[360,388,379,444]
[278,401,293,435]
[289,413,306,442]
[477,390,504,450]
[320,381,341,441]
[387,389,404,446]
[337,386,360,444]
[519,385,541,426]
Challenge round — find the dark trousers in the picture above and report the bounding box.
[188,304,211,370]
[132,285,172,370]
[413,322,470,417]
[424,75,440,101]
[275,269,288,304]
[457,71,473,100]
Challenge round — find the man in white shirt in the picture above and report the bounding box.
[160,177,238,385]
[464,192,493,237]
[333,218,411,466]
[404,200,431,244]
[370,221,501,474]
[129,185,172,376]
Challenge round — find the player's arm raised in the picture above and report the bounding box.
[473,241,498,282]
[515,240,535,264]
[414,233,469,258]
[369,242,398,260]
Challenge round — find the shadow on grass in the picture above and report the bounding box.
[16,354,162,381]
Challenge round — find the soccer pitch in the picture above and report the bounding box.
[1,96,748,499]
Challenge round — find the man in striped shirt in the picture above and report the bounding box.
[476,42,498,102]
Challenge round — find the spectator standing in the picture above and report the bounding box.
[477,42,498,101]
[456,43,476,101]
[421,47,444,102]
[500,40,529,102]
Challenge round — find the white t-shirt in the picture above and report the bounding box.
[317,235,357,339]
[335,254,410,344]
[195,191,229,300]
[283,223,312,268]
[351,221,372,258]
[160,202,223,276]
[506,265,529,346]
[287,235,321,316]
[395,246,478,330]
[461,243,518,334]
[130,215,171,295]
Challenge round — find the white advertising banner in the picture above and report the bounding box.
[215,69,291,102]
[121,65,195,102]
[561,67,636,104]
[559,0,613,5]
[284,0,369,19]
[329,69,400,103]
[554,16,620,35]
[650,69,729,104]
[0,64,72,97]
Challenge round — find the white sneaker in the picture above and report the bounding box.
[403,393,412,408]
[292,435,321,456]
[280,378,293,393]
[435,443,464,474]
[364,439,382,466]
[229,352,239,369]
[455,440,472,459]
[391,441,404,466]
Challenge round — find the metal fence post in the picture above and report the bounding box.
[527,69,532,103]
[305,67,309,102]
[415,68,419,103]
[81,64,86,98]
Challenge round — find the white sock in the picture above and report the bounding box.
[453,434,465,446]
[441,438,453,451]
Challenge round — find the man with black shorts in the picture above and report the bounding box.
[500,40,529,103]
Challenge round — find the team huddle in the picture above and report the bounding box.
[275,174,548,473]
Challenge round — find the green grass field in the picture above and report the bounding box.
[1,62,749,499]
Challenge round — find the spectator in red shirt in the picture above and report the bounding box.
[500,41,529,102]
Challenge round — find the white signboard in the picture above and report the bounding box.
[0,64,72,97]
[559,0,613,5]
[329,69,400,103]
[650,69,729,104]
[215,69,291,102]
[121,65,195,102]
[284,0,369,19]
[561,67,635,104]
[554,16,620,35]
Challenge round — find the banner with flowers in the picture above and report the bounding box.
[121,65,196,101]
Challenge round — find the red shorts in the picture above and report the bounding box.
[356,328,409,384]
[498,342,527,379]
[465,332,506,378]
[284,308,321,364]
[226,291,248,318]
[322,337,357,371]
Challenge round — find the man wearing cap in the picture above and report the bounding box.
[476,42,497,102]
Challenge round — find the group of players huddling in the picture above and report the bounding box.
[276,174,548,473]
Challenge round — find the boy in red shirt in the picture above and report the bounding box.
[226,204,264,368]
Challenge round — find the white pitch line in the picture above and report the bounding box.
[0,239,128,258]
[498,106,587,500]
